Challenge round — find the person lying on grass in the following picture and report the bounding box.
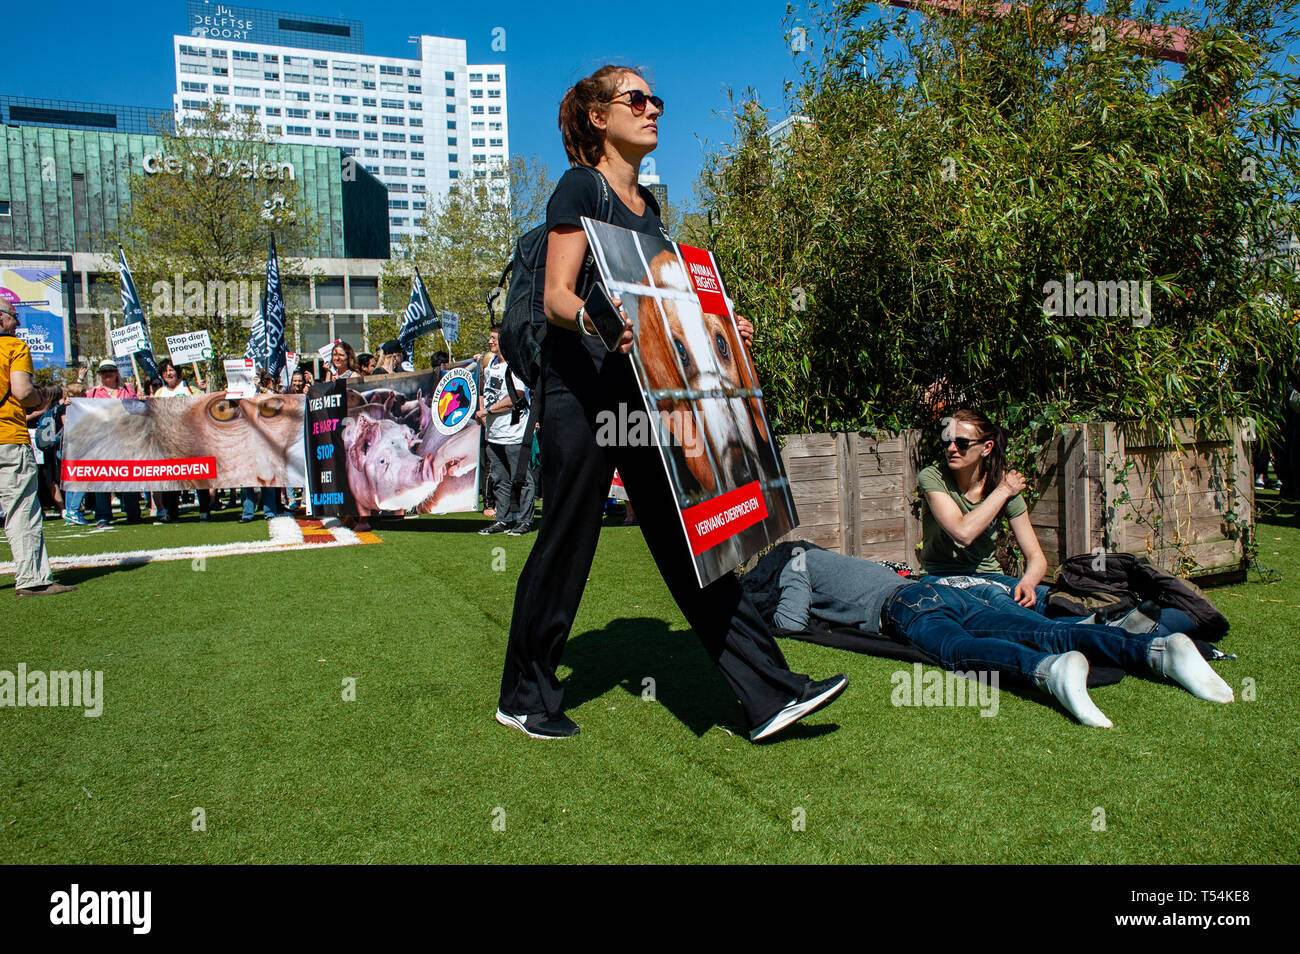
[767,547,1234,727]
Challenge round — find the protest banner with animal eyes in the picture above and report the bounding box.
[580,218,798,587]
[303,362,482,519]
[61,394,306,492]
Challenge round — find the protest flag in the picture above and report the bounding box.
[397,267,440,352]
[264,235,287,380]
[117,246,159,381]
[244,294,267,368]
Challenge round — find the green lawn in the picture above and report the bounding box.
[2,493,1297,864]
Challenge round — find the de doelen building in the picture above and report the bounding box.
[0,102,390,366]
[0,1,511,367]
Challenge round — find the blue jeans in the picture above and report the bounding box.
[63,490,86,514]
[923,573,1199,637]
[922,572,1051,614]
[241,487,280,519]
[886,583,1155,685]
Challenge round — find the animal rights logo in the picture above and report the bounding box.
[432,368,477,436]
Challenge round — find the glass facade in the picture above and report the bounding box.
[0,96,173,136]
[0,124,388,260]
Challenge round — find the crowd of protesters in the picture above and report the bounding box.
[9,335,463,532]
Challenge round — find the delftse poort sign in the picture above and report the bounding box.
[304,379,353,517]
[188,2,255,41]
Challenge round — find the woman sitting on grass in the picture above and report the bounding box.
[918,409,1050,609]
[919,409,1204,637]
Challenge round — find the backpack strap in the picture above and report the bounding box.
[583,165,614,222]
[576,167,614,298]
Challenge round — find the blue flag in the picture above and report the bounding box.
[398,267,441,351]
[263,235,287,378]
[117,246,159,380]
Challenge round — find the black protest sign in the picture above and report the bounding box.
[305,379,354,517]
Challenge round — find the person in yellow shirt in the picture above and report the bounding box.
[0,301,75,596]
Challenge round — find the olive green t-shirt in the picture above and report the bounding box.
[918,462,1027,574]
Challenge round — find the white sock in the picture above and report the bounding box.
[1038,652,1112,727]
[1150,634,1234,703]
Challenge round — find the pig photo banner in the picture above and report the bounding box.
[62,394,306,492]
[580,218,798,587]
[304,363,481,519]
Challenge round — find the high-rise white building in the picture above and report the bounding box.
[173,1,508,248]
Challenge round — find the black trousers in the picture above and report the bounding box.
[159,489,211,520]
[498,349,808,729]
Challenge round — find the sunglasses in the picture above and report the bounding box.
[943,437,984,453]
[607,89,665,117]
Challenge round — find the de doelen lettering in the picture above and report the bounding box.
[143,152,295,181]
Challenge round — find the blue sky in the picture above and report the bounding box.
[4,0,808,210]
[5,1,1295,213]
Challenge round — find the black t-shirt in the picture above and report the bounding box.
[543,166,665,374]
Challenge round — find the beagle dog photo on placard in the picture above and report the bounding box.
[581,217,798,587]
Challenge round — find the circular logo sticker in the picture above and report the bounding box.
[432,367,477,435]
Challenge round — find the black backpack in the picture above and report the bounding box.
[489,166,612,390]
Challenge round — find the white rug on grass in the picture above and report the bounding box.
[1,516,365,573]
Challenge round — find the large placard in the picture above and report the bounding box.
[581,219,798,587]
[62,394,306,491]
[304,363,481,519]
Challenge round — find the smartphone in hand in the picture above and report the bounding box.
[584,283,629,353]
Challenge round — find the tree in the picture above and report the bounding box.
[377,156,554,365]
[107,101,323,384]
[701,0,1299,440]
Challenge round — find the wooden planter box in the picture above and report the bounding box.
[777,419,1253,582]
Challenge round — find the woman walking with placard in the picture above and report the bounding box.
[496,66,847,743]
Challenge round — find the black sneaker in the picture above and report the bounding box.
[505,521,533,536]
[495,709,581,739]
[749,674,849,742]
[478,520,511,535]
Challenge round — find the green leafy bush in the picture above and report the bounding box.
[702,0,1299,442]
